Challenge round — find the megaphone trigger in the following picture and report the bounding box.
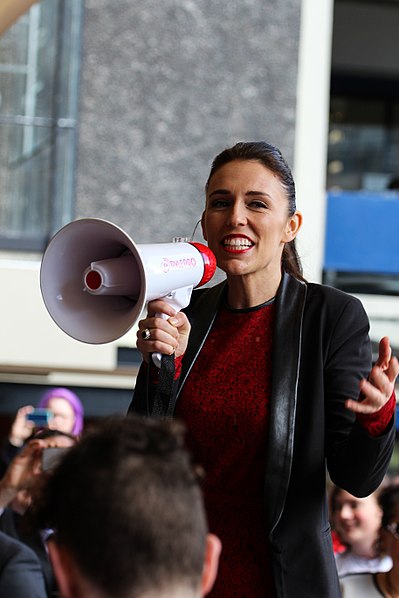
[151,286,195,368]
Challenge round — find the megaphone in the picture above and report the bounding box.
[40,218,217,358]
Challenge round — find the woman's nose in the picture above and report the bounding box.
[338,504,353,519]
[49,416,60,430]
[227,202,247,226]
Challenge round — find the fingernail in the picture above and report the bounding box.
[169,317,179,326]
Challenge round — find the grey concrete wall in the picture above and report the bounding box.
[75,0,301,244]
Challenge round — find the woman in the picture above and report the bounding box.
[1,388,84,477]
[329,483,392,577]
[340,482,399,596]
[37,387,84,437]
[129,141,398,597]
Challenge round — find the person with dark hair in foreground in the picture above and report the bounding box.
[129,140,398,597]
[33,415,221,598]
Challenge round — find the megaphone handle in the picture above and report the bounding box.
[151,286,193,368]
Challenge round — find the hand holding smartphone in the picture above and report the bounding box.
[26,409,53,427]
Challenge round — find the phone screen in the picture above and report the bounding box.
[26,409,52,426]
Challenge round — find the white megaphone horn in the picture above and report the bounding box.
[40,218,216,365]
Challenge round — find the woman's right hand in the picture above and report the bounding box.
[8,405,35,448]
[136,299,191,364]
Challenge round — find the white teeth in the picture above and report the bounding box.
[223,238,252,248]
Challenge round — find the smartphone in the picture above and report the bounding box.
[26,408,52,427]
[41,447,69,471]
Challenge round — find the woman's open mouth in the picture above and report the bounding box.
[221,235,254,253]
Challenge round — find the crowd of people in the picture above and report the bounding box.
[0,387,83,597]
[0,140,398,597]
[0,389,221,598]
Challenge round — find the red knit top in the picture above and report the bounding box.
[176,301,277,597]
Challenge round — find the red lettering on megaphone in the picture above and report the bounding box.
[161,257,197,273]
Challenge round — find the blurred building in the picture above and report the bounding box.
[0,0,398,420]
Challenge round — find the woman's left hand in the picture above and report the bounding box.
[346,336,399,415]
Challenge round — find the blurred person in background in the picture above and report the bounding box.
[329,482,392,577]
[0,429,76,597]
[340,482,399,596]
[0,387,84,476]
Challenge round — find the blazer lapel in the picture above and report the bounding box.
[265,273,307,535]
[176,273,307,536]
[178,281,227,396]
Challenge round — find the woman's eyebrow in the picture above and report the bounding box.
[208,189,230,198]
[208,189,271,198]
[246,190,272,199]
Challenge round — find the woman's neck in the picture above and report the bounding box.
[226,271,281,309]
[350,538,378,559]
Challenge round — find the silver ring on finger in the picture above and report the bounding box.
[141,328,151,341]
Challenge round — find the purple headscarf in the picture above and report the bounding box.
[38,387,84,436]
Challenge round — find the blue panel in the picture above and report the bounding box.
[324,191,399,274]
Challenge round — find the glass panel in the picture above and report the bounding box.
[327,95,399,191]
[0,0,82,250]
[388,103,399,184]
[0,122,52,238]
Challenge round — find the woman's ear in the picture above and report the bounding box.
[201,533,222,596]
[201,211,207,241]
[283,211,302,242]
[47,539,83,598]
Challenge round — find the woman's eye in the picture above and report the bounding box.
[249,200,268,209]
[210,199,230,208]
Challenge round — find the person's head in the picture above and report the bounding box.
[38,387,84,436]
[201,141,303,281]
[35,415,221,598]
[378,482,399,565]
[329,485,384,556]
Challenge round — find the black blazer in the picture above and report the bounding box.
[129,272,396,597]
[0,509,57,597]
[0,530,47,598]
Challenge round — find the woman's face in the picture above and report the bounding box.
[202,160,301,281]
[332,490,382,550]
[47,397,75,434]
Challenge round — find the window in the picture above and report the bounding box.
[0,0,83,251]
[327,75,399,192]
[324,75,399,295]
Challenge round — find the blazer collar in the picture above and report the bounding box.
[265,272,307,534]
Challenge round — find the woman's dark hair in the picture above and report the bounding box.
[205,141,304,281]
[379,482,399,528]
